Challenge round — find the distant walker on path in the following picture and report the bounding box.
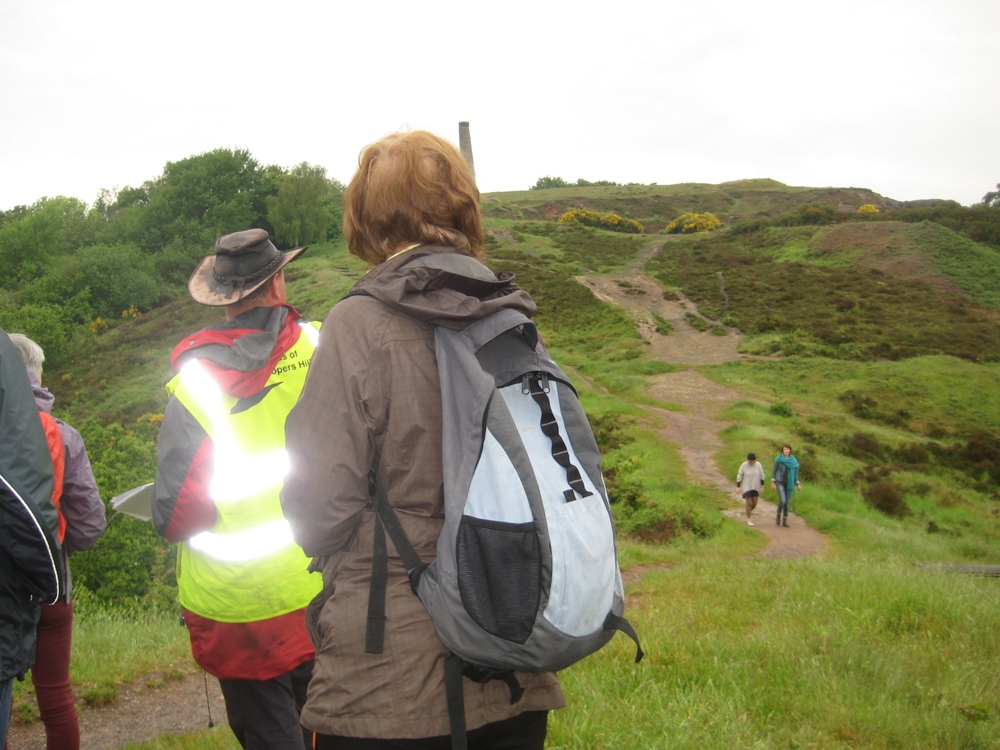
[771,444,801,527]
[736,452,765,526]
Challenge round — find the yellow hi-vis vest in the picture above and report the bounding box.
[169,321,322,623]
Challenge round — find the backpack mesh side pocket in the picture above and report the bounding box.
[457,517,540,644]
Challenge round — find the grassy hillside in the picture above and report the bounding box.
[645,224,1000,362]
[483,179,956,232]
[16,182,1000,747]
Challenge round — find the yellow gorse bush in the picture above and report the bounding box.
[558,209,643,234]
[665,212,722,234]
[857,204,880,214]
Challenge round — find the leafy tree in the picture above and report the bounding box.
[0,196,95,286]
[73,244,160,319]
[0,300,75,366]
[112,148,279,254]
[531,176,571,190]
[0,205,29,228]
[982,183,1000,208]
[266,162,343,247]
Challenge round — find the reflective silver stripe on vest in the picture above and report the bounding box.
[180,359,292,561]
[298,320,320,347]
[189,519,295,562]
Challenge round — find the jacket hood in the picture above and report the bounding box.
[169,305,306,398]
[349,245,536,330]
[29,373,55,415]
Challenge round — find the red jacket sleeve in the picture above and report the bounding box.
[152,395,217,542]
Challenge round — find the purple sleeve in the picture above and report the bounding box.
[57,421,107,555]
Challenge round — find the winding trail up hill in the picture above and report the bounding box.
[583,239,827,563]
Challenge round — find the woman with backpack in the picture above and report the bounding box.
[771,443,802,526]
[280,131,564,749]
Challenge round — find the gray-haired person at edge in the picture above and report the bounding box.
[152,230,322,749]
[9,332,107,750]
[771,444,801,527]
[0,328,64,744]
[736,452,765,526]
[280,131,564,749]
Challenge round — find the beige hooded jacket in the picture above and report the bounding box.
[281,245,564,739]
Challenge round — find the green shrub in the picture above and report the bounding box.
[0,301,77,367]
[895,443,930,465]
[864,480,910,517]
[773,203,837,226]
[587,412,636,453]
[769,401,793,418]
[75,244,160,319]
[730,216,774,235]
[844,431,886,460]
[70,416,178,608]
[930,431,1000,485]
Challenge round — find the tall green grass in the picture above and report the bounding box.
[12,603,193,721]
[549,555,1000,749]
[707,356,1000,564]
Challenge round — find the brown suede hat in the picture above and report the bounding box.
[188,229,306,306]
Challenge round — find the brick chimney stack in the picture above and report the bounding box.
[458,121,475,179]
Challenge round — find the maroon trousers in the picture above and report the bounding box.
[33,601,79,750]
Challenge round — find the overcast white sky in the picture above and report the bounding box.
[2,0,998,211]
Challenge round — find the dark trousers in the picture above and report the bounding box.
[218,660,313,750]
[33,600,80,750]
[313,710,548,750]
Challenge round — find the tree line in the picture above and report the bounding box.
[0,148,344,366]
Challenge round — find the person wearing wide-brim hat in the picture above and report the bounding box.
[153,228,321,749]
[188,228,307,307]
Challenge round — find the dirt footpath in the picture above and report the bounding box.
[576,274,744,365]
[6,671,229,749]
[649,370,826,560]
[582,244,826,561]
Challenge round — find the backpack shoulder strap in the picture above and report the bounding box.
[364,466,427,655]
[459,308,536,352]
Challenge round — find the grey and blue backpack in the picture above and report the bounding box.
[365,302,642,748]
